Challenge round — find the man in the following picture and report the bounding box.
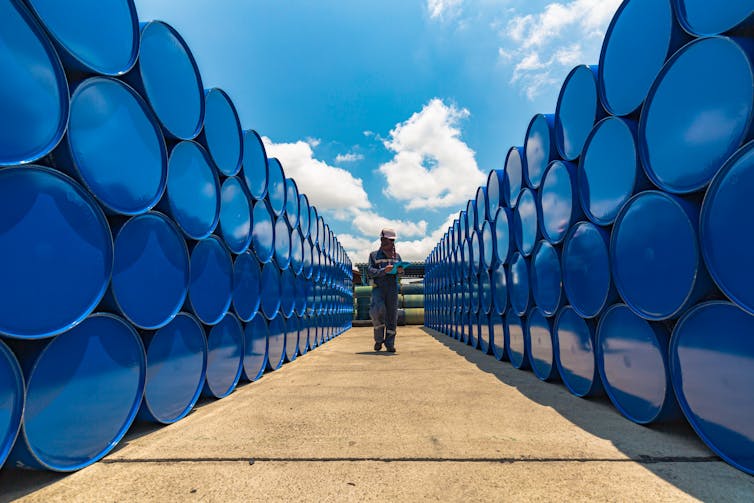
[368,228,404,352]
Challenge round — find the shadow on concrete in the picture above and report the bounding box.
[354,351,397,357]
[421,327,754,501]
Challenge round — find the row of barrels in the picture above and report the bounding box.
[425,0,754,476]
[353,284,425,325]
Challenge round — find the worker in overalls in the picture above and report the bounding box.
[368,228,403,352]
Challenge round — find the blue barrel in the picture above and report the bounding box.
[0,1,68,166]
[524,114,556,189]
[25,0,139,75]
[132,21,204,140]
[284,315,298,362]
[701,141,754,314]
[508,252,531,317]
[478,312,491,354]
[309,205,319,244]
[554,306,602,398]
[579,117,645,226]
[274,216,292,270]
[469,271,480,316]
[479,268,493,316]
[0,166,112,339]
[492,206,512,266]
[491,263,507,316]
[555,65,603,161]
[243,314,268,381]
[486,170,504,220]
[598,0,688,117]
[639,37,754,193]
[298,194,311,239]
[233,251,261,322]
[267,313,286,370]
[261,261,282,319]
[490,314,506,361]
[0,340,24,470]
[295,276,308,317]
[611,191,710,320]
[527,308,558,381]
[505,311,530,370]
[562,222,616,319]
[61,77,167,215]
[252,199,275,264]
[242,130,268,201]
[670,301,754,475]
[480,220,494,270]
[597,304,679,425]
[302,238,314,280]
[285,178,300,228]
[110,212,189,330]
[475,186,489,223]
[280,268,296,318]
[530,240,563,317]
[139,313,207,424]
[470,230,481,274]
[539,160,581,244]
[290,227,305,275]
[164,141,220,240]
[267,158,287,217]
[298,315,309,355]
[513,188,538,256]
[200,88,242,177]
[188,236,233,325]
[202,312,243,399]
[219,177,252,254]
[465,199,478,235]
[503,147,525,208]
[674,0,754,36]
[9,313,145,471]
[467,310,478,348]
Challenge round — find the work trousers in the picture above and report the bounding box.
[370,283,398,347]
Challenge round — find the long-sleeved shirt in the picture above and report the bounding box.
[367,248,403,289]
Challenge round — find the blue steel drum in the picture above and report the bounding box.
[219,177,251,254]
[0,340,24,469]
[475,186,489,223]
[9,314,145,471]
[299,194,311,238]
[0,1,68,166]
[480,220,494,270]
[110,212,189,330]
[611,191,710,320]
[25,0,138,75]
[297,315,309,355]
[539,160,581,244]
[527,308,558,381]
[555,65,603,161]
[670,301,754,475]
[598,0,687,117]
[290,227,305,275]
[201,88,242,177]
[479,268,493,316]
[285,178,300,228]
[701,141,754,314]
[508,252,531,317]
[294,276,308,316]
[530,240,563,317]
[491,264,508,315]
[188,236,233,326]
[597,304,678,425]
[674,0,754,36]
[490,314,506,361]
[469,270,480,316]
[280,268,296,318]
[470,230,482,274]
[505,312,530,370]
[639,37,754,194]
[165,141,220,240]
[63,77,167,215]
[478,313,491,354]
[554,306,602,398]
[242,130,268,201]
[579,117,644,226]
[302,238,314,280]
[562,222,616,319]
[309,205,319,244]
[274,217,292,270]
[465,200,478,236]
[252,199,275,264]
[267,313,286,371]
[486,170,504,221]
[139,313,206,424]
[524,114,556,189]
[513,188,538,256]
[243,314,268,381]
[284,316,298,362]
[267,158,287,217]
[492,206,512,266]
[261,262,282,319]
[232,251,261,322]
[503,147,525,208]
[0,167,112,339]
[133,21,204,140]
[202,312,243,399]
[467,311,478,348]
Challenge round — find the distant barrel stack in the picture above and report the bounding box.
[425,0,754,476]
[0,0,353,473]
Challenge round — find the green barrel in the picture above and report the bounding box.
[404,308,425,325]
[402,294,425,308]
[401,283,424,295]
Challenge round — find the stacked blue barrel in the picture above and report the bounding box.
[0,0,353,472]
[426,0,754,476]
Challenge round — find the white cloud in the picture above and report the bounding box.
[304,137,320,148]
[262,137,370,211]
[378,98,486,210]
[334,152,364,163]
[428,0,463,20]
[351,210,428,239]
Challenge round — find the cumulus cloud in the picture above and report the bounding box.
[334,152,364,163]
[378,98,486,210]
[351,210,428,239]
[262,137,370,211]
[427,0,463,20]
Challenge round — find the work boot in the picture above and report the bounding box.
[374,342,382,351]
[385,345,396,353]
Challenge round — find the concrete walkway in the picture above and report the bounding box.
[2,326,753,502]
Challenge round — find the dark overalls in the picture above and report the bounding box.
[367,249,402,348]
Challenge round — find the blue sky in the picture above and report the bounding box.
[133,0,621,262]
